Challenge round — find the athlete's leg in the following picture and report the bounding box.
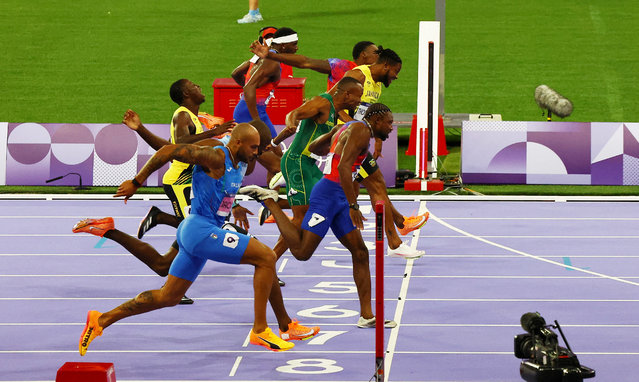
[98,275,192,329]
[263,199,323,260]
[336,228,373,319]
[359,171,403,249]
[272,204,308,259]
[238,237,277,333]
[104,230,177,276]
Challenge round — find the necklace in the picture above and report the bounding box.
[362,118,374,137]
[225,145,236,167]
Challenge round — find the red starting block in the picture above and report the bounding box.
[56,362,116,382]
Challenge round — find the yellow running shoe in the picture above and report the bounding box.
[279,319,320,341]
[72,217,114,237]
[250,327,294,351]
[79,310,103,356]
[398,212,430,236]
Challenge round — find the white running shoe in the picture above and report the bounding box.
[357,316,397,328]
[269,172,286,189]
[387,242,425,259]
[237,13,263,24]
[239,185,279,202]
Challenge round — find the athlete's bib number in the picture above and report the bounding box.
[222,232,239,249]
[217,195,234,217]
[353,102,371,121]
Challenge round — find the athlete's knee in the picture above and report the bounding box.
[291,249,312,261]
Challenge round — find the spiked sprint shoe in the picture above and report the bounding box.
[137,206,161,238]
[72,217,114,237]
[79,310,104,356]
[280,319,320,341]
[398,212,430,236]
[250,327,294,351]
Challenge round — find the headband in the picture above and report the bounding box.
[272,34,298,44]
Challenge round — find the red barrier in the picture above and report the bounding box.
[56,362,116,382]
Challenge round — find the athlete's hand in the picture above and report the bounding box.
[249,40,269,58]
[113,180,138,203]
[373,138,383,160]
[232,205,254,230]
[122,109,142,131]
[211,120,236,137]
[349,209,365,230]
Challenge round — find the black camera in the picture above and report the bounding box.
[514,312,595,382]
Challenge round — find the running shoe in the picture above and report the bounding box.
[258,206,272,225]
[250,327,294,351]
[387,242,425,259]
[278,277,285,287]
[357,316,397,329]
[279,319,320,341]
[237,12,263,24]
[239,185,279,202]
[179,295,194,304]
[398,212,430,236]
[72,217,114,237]
[79,310,103,356]
[137,206,161,238]
[268,172,286,189]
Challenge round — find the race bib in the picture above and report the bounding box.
[353,102,371,121]
[217,195,235,217]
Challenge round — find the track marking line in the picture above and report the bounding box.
[384,200,429,381]
[430,212,639,287]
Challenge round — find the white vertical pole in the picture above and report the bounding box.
[416,21,440,187]
[0,123,7,186]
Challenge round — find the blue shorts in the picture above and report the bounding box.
[233,99,276,138]
[302,178,356,240]
[170,214,251,282]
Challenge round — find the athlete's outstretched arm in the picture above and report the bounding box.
[338,124,370,230]
[122,109,170,151]
[274,96,329,145]
[250,41,331,74]
[114,144,224,201]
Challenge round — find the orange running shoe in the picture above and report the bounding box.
[250,327,294,351]
[79,310,103,356]
[279,319,320,341]
[398,212,430,236]
[72,217,114,237]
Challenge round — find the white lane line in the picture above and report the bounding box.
[384,200,428,382]
[278,257,288,273]
[229,356,242,377]
[429,212,639,287]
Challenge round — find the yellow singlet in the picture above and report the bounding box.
[352,64,382,120]
[162,106,203,185]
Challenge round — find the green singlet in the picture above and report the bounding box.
[281,93,336,206]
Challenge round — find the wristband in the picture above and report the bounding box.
[131,177,141,187]
[271,139,278,147]
[232,201,240,209]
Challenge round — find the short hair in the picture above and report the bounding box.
[375,46,402,65]
[335,76,362,92]
[169,79,189,105]
[273,27,296,40]
[352,41,375,60]
[249,119,272,146]
[364,103,392,119]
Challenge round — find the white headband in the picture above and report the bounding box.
[265,38,273,46]
[272,34,298,44]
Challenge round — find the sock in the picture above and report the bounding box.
[249,8,260,16]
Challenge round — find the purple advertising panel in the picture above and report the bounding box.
[461,121,639,185]
[3,122,397,187]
